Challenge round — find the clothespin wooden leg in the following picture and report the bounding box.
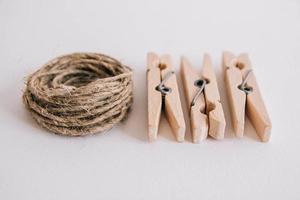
[147,52,162,142]
[223,51,246,137]
[160,55,186,142]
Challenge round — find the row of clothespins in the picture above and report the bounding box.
[147,51,271,143]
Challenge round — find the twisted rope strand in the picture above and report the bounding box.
[23,53,133,136]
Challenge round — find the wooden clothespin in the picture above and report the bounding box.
[180,54,226,143]
[223,51,271,142]
[147,52,186,142]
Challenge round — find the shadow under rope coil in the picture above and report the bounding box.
[23,53,133,136]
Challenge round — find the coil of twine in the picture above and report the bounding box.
[23,53,133,136]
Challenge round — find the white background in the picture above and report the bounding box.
[1,0,300,199]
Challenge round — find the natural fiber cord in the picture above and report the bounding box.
[23,53,133,136]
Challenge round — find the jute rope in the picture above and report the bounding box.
[23,53,133,136]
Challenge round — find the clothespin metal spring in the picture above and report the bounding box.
[191,79,207,107]
[238,69,253,95]
[155,71,174,95]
